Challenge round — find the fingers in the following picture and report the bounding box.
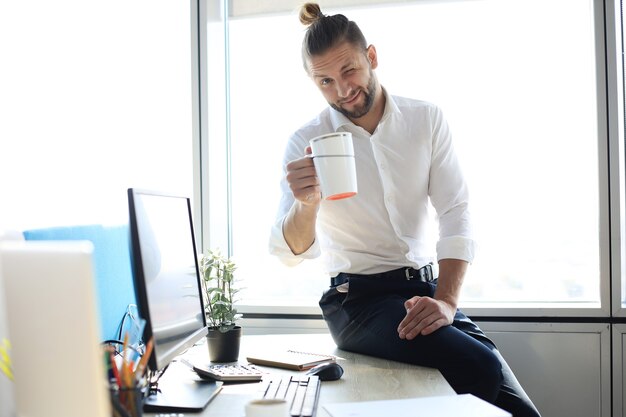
[415,317,448,337]
[286,156,321,204]
[397,297,452,340]
[404,297,419,311]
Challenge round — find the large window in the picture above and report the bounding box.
[219,0,606,310]
[1,0,622,313]
[0,0,194,231]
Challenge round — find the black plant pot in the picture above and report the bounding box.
[207,325,242,362]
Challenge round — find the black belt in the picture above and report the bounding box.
[331,264,435,287]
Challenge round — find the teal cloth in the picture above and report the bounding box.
[22,224,136,341]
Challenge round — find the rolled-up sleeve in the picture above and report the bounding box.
[268,213,321,266]
[428,106,476,263]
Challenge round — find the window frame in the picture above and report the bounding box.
[195,0,626,320]
[606,0,626,318]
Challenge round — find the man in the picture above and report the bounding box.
[269,3,540,417]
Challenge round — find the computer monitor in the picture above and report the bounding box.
[127,188,222,412]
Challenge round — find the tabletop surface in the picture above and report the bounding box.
[145,332,455,417]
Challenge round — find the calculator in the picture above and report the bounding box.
[181,359,264,382]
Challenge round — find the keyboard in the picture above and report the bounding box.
[181,359,264,382]
[255,374,321,417]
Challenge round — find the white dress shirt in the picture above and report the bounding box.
[269,89,476,277]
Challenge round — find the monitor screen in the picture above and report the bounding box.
[128,188,207,371]
[128,188,221,412]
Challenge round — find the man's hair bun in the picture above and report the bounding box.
[299,2,324,26]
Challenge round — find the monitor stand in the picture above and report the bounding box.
[143,360,223,413]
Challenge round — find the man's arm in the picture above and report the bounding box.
[396,106,474,339]
[283,200,319,254]
[433,258,467,313]
[397,258,468,339]
[282,150,322,254]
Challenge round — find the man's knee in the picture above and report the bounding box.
[462,347,503,402]
[440,345,503,403]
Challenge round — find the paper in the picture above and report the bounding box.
[323,394,511,417]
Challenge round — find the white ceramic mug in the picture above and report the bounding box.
[309,132,357,201]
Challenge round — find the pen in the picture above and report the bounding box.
[122,332,130,364]
[104,347,112,380]
[109,348,122,388]
[124,361,134,388]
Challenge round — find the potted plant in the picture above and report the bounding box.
[199,248,242,362]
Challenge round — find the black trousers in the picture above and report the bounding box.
[318,275,541,417]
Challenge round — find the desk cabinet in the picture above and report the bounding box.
[613,324,626,417]
[478,322,611,417]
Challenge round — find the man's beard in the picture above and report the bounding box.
[330,73,377,120]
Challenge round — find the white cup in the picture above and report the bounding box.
[245,399,289,417]
[309,132,357,201]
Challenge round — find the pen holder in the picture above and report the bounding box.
[110,386,144,417]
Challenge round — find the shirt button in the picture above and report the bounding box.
[386,195,394,203]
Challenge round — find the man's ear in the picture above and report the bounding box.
[367,44,378,69]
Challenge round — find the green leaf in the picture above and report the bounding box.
[199,248,240,327]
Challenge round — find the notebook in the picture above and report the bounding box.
[0,241,111,417]
[246,349,337,371]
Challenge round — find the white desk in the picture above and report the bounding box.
[146,333,455,417]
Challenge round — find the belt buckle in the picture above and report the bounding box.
[405,265,432,282]
[405,267,414,280]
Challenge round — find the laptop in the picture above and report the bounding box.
[0,241,111,417]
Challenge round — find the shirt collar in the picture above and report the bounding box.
[328,87,400,133]
[329,106,352,132]
[380,87,401,122]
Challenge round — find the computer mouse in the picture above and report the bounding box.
[306,361,344,381]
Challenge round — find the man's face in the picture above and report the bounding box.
[307,42,378,120]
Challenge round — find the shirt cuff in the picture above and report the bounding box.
[436,236,476,264]
[268,215,321,266]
